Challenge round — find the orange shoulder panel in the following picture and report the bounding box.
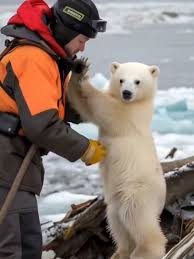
[0,60,6,82]
[1,45,64,117]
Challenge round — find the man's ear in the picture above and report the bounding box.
[149,65,160,77]
[111,62,120,74]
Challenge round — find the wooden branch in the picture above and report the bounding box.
[161,156,194,174]
[161,228,194,259]
[165,147,178,159]
[165,162,194,206]
[42,196,107,256]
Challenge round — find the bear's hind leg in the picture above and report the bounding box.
[107,205,135,259]
[130,224,166,259]
[118,201,166,259]
[127,216,166,259]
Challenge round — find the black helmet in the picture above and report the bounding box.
[51,0,107,46]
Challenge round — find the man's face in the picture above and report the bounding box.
[65,34,89,56]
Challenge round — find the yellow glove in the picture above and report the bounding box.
[81,140,107,166]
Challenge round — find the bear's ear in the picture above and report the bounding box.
[111,62,120,74]
[149,65,160,78]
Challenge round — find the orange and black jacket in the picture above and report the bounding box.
[0,0,89,195]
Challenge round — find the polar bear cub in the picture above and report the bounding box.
[67,60,167,259]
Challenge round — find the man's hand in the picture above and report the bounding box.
[81,140,107,166]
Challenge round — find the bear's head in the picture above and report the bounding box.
[109,62,160,103]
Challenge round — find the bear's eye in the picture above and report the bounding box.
[120,79,124,84]
[134,80,140,85]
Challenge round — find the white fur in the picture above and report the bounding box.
[67,62,167,259]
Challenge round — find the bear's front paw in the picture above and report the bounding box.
[72,57,90,82]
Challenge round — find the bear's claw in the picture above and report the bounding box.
[72,57,90,82]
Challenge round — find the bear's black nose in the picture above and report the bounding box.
[122,90,133,100]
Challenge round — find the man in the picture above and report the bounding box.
[0,0,107,258]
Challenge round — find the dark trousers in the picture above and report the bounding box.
[0,187,42,259]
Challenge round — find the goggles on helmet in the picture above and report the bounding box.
[87,19,107,33]
[54,7,107,39]
[73,17,107,38]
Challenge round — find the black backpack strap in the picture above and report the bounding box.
[0,39,17,99]
[0,39,18,60]
[0,62,15,99]
[0,40,19,99]
[1,38,60,61]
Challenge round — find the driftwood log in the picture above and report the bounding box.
[161,228,194,259]
[42,156,194,259]
[161,155,194,174]
[165,163,194,206]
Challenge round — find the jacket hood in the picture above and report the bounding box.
[7,0,67,58]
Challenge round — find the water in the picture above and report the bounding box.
[84,25,194,90]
